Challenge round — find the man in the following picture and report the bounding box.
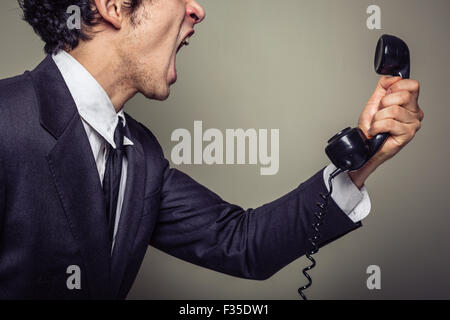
[0,0,423,299]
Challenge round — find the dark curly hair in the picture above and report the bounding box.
[18,0,143,54]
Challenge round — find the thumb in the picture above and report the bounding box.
[368,76,402,104]
[378,75,402,90]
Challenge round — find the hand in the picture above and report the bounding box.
[349,76,424,188]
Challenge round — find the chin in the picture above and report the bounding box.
[140,84,170,101]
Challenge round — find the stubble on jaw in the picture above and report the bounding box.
[115,44,164,102]
[114,3,166,102]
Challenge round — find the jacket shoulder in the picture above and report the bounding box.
[0,72,36,112]
[0,72,38,155]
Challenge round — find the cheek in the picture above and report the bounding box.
[152,1,186,35]
[140,16,184,59]
[121,3,186,75]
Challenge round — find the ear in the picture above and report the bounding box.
[94,0,124,29]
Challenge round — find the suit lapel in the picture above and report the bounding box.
[31,56,112,298]
[32,56,152,299]
[110,123,146,297]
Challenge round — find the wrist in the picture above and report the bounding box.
[348,158,379,189]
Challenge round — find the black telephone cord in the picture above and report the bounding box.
[298,167,343,300]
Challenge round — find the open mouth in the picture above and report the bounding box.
[170,31,195,84]
[177,31,195,54]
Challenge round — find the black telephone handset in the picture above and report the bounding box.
[298,35,410,300]
[326,34,411,172]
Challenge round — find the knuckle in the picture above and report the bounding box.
[419,108,425,121]
[411,80,420,92]
[416,120,422,131]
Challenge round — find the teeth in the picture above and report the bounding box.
[178,36,191,52]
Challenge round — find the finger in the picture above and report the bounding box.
[372,105,419,124]
[359,76,403,133]
[418,107,425,121]
[367,76,403,104]
[388,79,420,99]
[378,76,403,91]
[380,90,419,113]
[369,118,418,140]
[369,119,401,137]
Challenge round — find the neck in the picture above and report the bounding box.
[69,42,137,112]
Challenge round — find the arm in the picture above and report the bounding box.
[149,160,361,280]
[0,150,5,231]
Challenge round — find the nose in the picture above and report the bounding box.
[186,0,206,25]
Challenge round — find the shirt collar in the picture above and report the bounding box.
[52,50,133,149]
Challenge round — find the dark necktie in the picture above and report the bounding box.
[103,118,125,242]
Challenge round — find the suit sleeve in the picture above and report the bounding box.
[149,158,362,280]
[0,151,5,230]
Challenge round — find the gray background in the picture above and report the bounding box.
[1,0,449,299]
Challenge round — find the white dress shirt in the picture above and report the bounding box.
[324,163,371,222]
[52,50,370,249]
[52,50,134,250]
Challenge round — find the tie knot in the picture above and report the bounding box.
[114,118,125,150]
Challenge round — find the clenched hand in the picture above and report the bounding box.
[349,76,424,188]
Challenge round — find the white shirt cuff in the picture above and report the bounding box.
[323,164,371,223]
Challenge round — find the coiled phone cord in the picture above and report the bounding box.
[298,167,343,300]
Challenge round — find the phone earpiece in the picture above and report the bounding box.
[325,34,410,172]
[375,34,410,79]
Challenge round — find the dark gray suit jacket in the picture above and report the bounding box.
[0,56,361,299]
